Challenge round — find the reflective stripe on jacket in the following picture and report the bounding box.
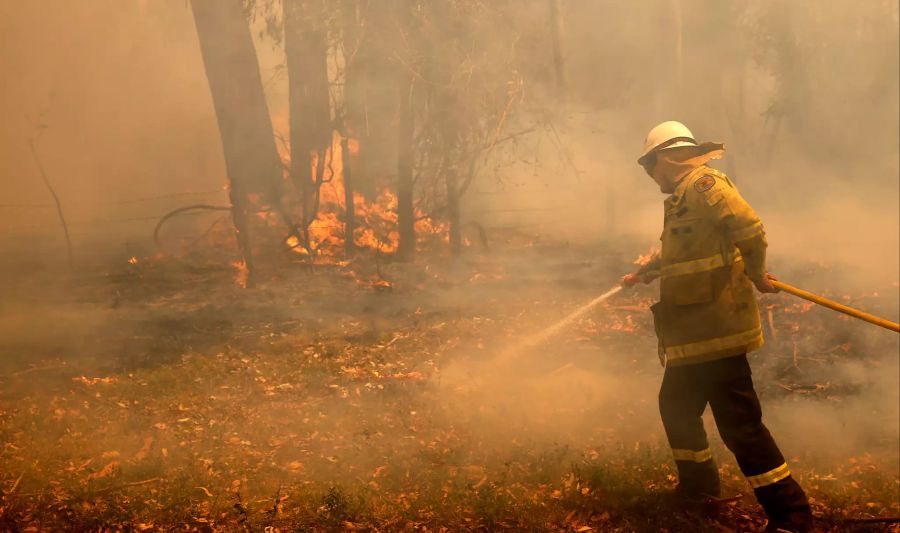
[646,165,768,367]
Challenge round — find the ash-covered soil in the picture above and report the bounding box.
[0,240,897,532]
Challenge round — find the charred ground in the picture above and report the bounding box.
[0,236,897,532]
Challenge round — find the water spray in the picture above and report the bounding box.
[500,274,900,365]
[500,284,623,359]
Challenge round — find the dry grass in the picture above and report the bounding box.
[0,243,897,531]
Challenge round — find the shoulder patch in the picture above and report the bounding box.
[693,175,716,193]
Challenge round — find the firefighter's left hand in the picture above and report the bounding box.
[753,273,780,294]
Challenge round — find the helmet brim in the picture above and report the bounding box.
[637,140,698,166]
[637,141,724,166]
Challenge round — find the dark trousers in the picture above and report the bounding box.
[659,355,811,522]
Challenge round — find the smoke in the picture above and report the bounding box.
[467,0,899,291]
[0,1,896,524]
[1,1,895,276]
[0,1,287,255]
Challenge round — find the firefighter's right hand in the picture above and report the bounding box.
[621,273,641,288]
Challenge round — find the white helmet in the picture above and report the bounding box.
[638,121,698,165]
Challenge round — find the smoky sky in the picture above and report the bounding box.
[0,0,897,286]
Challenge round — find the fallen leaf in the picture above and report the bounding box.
[392,371,426,381]
[73,376,116,386]
[87,461,120,481]
[463,465,485,481]
[133,436,154,462]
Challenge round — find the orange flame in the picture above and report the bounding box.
[232,260,250,288]
[274,130,446,259]
[633,247,659,267]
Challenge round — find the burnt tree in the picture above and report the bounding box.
[339,0,371,200]
[340,135,356,256]
[284,0,333,249]
[342,1,399,201]
[339,1,359,257]
[396,79,415,261]
[393,1,417,262]
[549,0,566,97]
[190,0,295,286]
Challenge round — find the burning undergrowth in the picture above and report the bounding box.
[154,131,457,291]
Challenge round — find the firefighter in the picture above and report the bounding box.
[621,121,813,532]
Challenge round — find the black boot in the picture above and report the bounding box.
[757,478,813,533]
[675,459,721,500]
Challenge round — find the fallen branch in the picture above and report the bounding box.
[8,471,24,494]
[842,516,900,524]
[13,478,161,499]
[153,204,232,247]
[187,215,229,248]
[91,477,161,495]
[10,362,67,378]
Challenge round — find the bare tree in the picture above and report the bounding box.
[340,0,399,202]
[402,1,527,257]
[549,0,567,97]
[284,0,333,251]
[396,79,416,261]
[190,0,297,286]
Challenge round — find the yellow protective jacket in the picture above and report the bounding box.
[638,165,767,367]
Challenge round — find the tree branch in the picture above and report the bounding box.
[29,137,73,267]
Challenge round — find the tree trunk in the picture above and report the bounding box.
[339,0,373,198]
[340,0,360,258]
[339,1,388,200]
[341,136,356,256]
[396,80,415,262]
[604,182,616,238]
[189,0,285,286]
[284,0,332,237]
[549,0,566,98]
[670,0,684,99]
[446,170,461,257]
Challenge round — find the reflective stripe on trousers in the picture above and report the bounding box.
[672,448,713,463]
[658,355,810,515]
[746,462,792,488]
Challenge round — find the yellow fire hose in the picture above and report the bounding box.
[771,280,900,333]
